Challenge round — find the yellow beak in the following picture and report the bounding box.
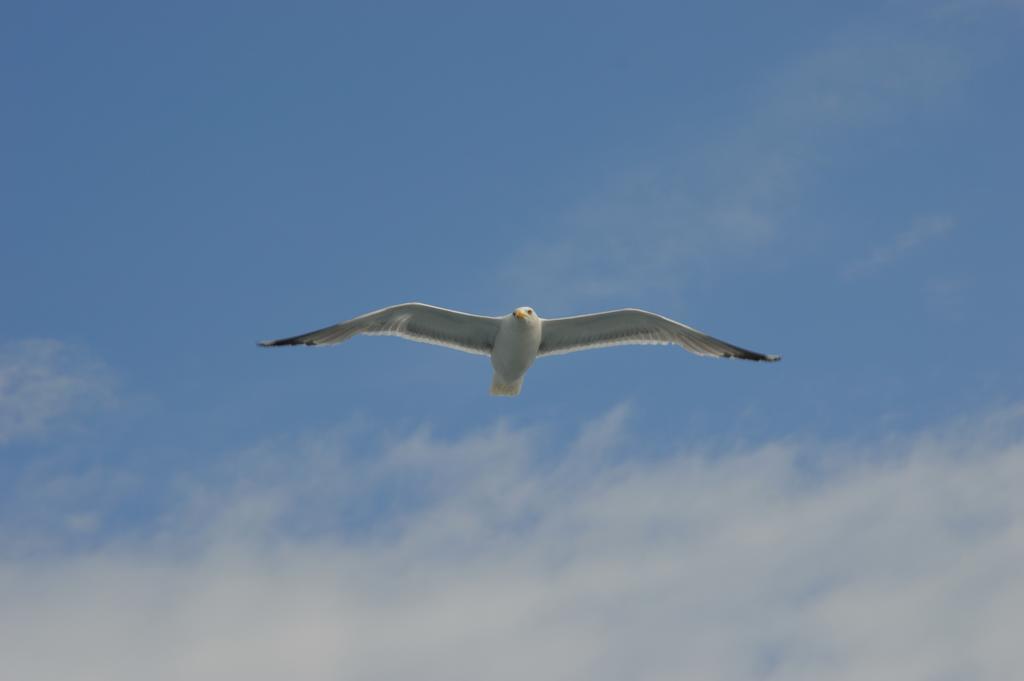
[514,309,526,320]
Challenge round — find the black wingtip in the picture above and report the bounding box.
[259,337,321,347]
[729,350,782,362]
[746,352,781,362]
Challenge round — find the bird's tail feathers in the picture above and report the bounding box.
[490,375,523,397]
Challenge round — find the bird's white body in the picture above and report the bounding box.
[490,308,542,395]
[260,302,779,397]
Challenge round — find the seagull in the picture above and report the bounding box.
[260,303,780,396]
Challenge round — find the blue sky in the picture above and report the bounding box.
[3,2,1024,679]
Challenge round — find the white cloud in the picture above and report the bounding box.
[0,339,113,446]
[2,404,1024,680]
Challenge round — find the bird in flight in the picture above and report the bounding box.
[260,303,780,396]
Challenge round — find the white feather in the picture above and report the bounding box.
[538,309,780,362]
[259,302,500,356]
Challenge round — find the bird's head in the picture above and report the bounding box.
[513,307,536,321]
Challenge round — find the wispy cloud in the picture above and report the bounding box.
[3,404,1024,680]
[845,214,955,277]
[502,24,969,310]
[0,339,113,446]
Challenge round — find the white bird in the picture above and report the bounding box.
[260,303,780,396]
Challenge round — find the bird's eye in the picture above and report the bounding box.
[528,309,534,315]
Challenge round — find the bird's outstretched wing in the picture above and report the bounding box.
[259,303,501,356]
[538,309,780,362]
